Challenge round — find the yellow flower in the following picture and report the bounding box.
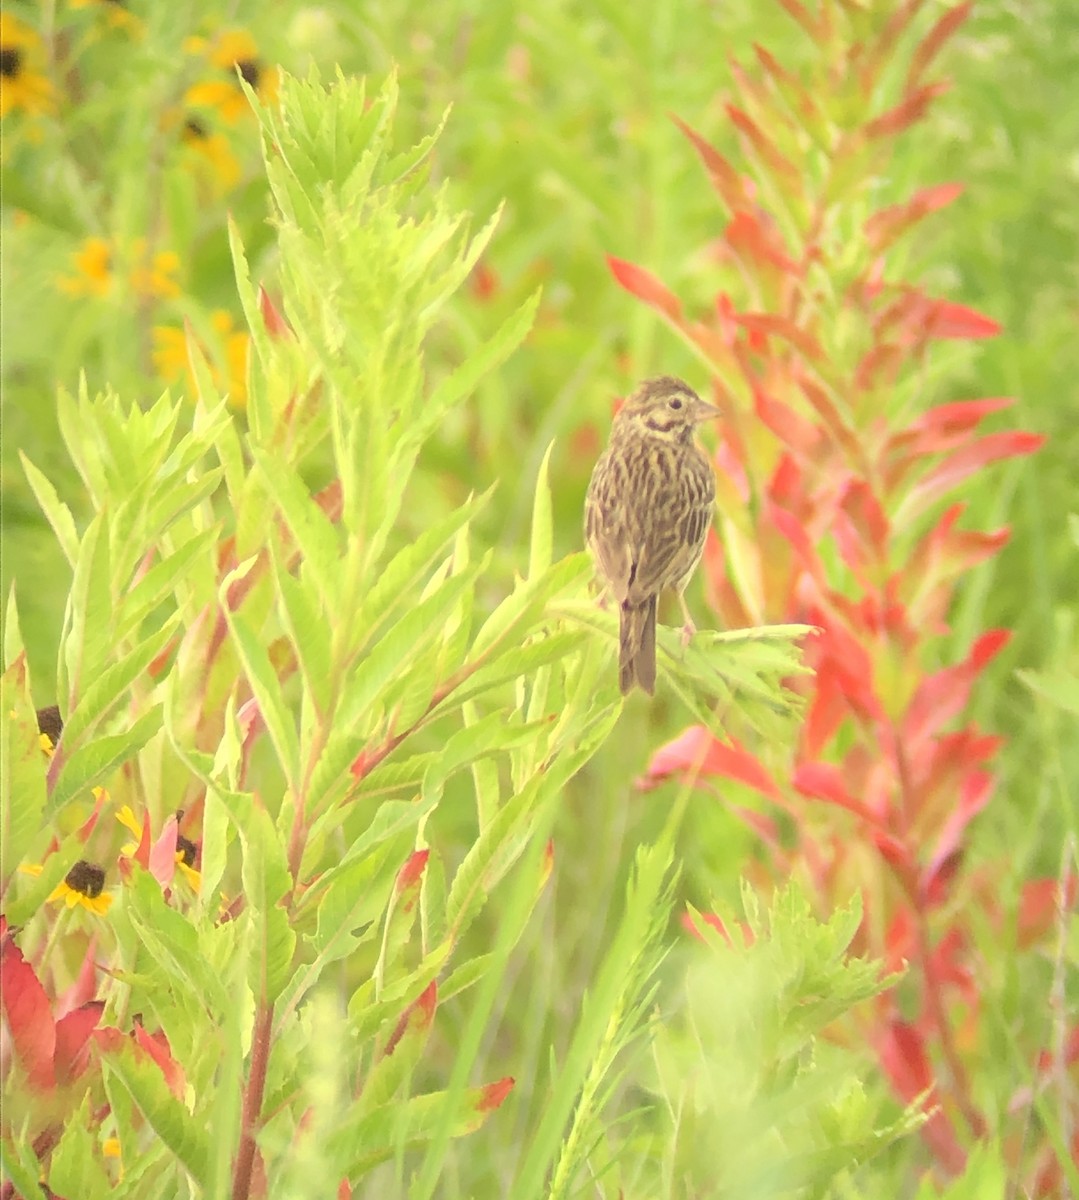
[0,12,55,119]
[184,30,279,124]
[180,114,241,192]
[129,239,181,299]
[152,309,249,407]
[69,0,142,35]
[57,237,181,299]
[48,859,113,916]
[57,236,113,296]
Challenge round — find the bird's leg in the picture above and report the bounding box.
[677,592,697,648]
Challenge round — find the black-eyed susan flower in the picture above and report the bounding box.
[49,859,113,916]
[117,805,201,892]
[0,12,55,120]
[36,704,63,755]
[184,29,278,124]
[152,309,249,407]
[180,114,241,192]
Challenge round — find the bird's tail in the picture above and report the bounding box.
[619,595,657,695]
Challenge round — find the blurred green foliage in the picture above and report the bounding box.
[2,0,1077,1194]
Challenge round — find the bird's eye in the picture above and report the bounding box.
[669,396,683,410]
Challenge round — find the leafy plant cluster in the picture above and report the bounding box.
[2,1,1076,1197]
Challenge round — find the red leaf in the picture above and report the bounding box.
[922,771,994,899]
[877,1021,968,1173]
[725,210,799,274]
[735,313,823,362]
[839,480,890,559]
[607,256,682,322]
[774,0,822,42]
[53,1000,105,1084]
[908,2,974,89]
[879,1018,933,1100]
[133,1023,186,1099]
[258,286,292,339]
[725,105,801,189]
[793,762,881,825]
[919,397,1014,434]
[395,849,429,899]
[865,82,950,139]
[0,932,56,1090]
[671,115,747,211]
[1018,875,1078,948]
[904,431,1045,517]
[754,388,820,457]
[903,631,1011,749]
[643,726,783,801]
[865,183,965,253]
[383,981,438,1058]
[476,1076,514,1113]
[924,299,1001,340]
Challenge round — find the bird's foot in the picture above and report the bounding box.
[680,618,697,649]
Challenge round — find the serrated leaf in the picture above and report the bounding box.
[47,706,163,817]
[469,555,590,659]
[417,292,539,440]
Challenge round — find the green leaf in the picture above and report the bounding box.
[237,804,295,1003]
[59,616,180,750]
[3,584,24,668]
[20,451,81,567]
[308,562,486,812]
[528,441,556,581]
[99,1035,210,1187]
[253,449,342,611]
[124,869,229,1015]
[417,291,540,441]
[61,513,113,706]
[356,490,491,653]
[0,655,47,884]
[47,706,163,817]
[222,589,301,790]
[469,555,590,659]
[115,528,218,643]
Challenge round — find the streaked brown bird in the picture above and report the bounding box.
[584,376,719,695]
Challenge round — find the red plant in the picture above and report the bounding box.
[611,2,1070,1189]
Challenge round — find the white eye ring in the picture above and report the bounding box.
[669,396,683,409]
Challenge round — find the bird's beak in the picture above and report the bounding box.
[691,398,722,424]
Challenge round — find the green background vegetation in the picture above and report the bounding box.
[2,0,1077,1195]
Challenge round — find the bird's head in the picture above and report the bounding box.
[613,376,720,442]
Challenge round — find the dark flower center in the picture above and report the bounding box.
[183,116,208,140]
[36,705,64,746]
[66,860,106,899]
[0,47,22,78]
[235,58,261,88]
[177,834,199,867]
